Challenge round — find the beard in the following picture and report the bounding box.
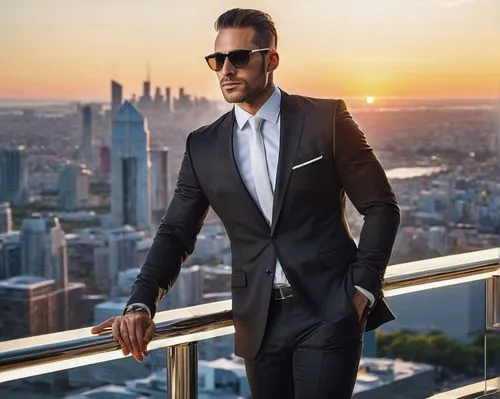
[220,79,255,103]
[220,61,268,104]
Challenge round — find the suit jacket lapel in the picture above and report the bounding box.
[271,91,304,234]
[219,110,270,229]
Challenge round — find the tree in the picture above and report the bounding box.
[471,332,500,377]
[377,330,483,379]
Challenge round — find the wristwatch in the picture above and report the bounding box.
[123,304,149,316]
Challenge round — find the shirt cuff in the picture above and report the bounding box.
[354,286,375,307]
[126,303,152,318]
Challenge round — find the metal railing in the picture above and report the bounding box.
[429,377,500,399]
[1,248,499,398]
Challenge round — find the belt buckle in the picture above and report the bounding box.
[275,286,293,301]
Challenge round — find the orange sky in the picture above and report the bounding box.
[1,0,499,101]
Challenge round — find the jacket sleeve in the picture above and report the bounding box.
[126,132,209,317]
[333,99,400,300]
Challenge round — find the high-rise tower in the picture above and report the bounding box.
[111,101,151,229]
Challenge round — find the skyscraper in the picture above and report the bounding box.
[143,80,151,100]
[0,276,86,338]
[111,101,151,229]
[0,276,58,338]
[58,162,91,211]
[0,202,12,234]
[0,146,28,205]
[111,80,123,120]
[166,266,204,310]
[154,86,163,106]
[106,226,144,296]
[99,145,111,180]
[174,87,192,110]
[139,70,153,108]
[150,147,169,223]
[0,231,20,280]
[20,215,68,289]
[165,87,171,112]
[81,105,93,167]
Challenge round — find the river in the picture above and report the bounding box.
[385,166,442,180]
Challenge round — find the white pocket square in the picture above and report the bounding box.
[292,155,323,170]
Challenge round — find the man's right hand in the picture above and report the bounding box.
[91,312,156,362]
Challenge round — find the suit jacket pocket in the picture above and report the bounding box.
[292,155,323,170]
[231,271,247,288]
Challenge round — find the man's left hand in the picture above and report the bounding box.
[352,291,368,321]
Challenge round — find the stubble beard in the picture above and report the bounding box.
[221,80,268,104]
[221,81,250,103]
[221,58,269,104]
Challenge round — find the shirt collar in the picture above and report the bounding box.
[234,86,281,130]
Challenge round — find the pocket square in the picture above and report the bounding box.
[292,155,323,170]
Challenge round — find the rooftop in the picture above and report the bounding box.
[354,357,435,394]
[94,297,128,310]
[0,275,53,289]
[114,101,144,123]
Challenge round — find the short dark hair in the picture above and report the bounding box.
[214,8,278,49]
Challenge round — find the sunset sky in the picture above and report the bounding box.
[1,0,499,101]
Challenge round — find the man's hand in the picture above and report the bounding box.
[91,312,155,362]
[352,291,368,322]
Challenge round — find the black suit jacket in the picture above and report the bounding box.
[127,91,401,359]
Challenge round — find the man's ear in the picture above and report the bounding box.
[267,51,279,72]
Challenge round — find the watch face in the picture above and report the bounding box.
[127,306,146,314]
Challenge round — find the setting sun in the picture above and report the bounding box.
[366,96,375,104]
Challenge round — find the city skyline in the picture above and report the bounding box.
[1,0,499,101]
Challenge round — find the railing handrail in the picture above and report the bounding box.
[0,248,499,383]
[428,377,500,398]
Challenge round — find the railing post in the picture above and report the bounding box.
[167,342,198,399]
[485,274,500,395]
[486,274,500,331]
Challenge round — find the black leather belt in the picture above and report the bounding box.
[272,285,294,301]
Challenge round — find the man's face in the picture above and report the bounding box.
[213,27,271,104]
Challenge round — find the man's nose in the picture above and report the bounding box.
[220,56,236,76]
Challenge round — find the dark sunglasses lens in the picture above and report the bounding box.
[206,54,225,71]
[228,50,250,68]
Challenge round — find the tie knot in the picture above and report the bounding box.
[248,116,263,133]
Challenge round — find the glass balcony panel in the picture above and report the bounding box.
[485,265,500,395]
[485,332,500,395]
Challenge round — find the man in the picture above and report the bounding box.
[92,8,400,398]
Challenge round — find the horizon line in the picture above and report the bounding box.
[0,95,498,105]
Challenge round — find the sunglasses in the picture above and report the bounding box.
[205,48,270,71]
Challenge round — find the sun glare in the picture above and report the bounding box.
[366,96,375,104]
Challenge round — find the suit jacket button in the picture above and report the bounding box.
[265,269,273,276]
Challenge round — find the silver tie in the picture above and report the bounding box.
[248,116,273,223]
[248,116,289,286]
